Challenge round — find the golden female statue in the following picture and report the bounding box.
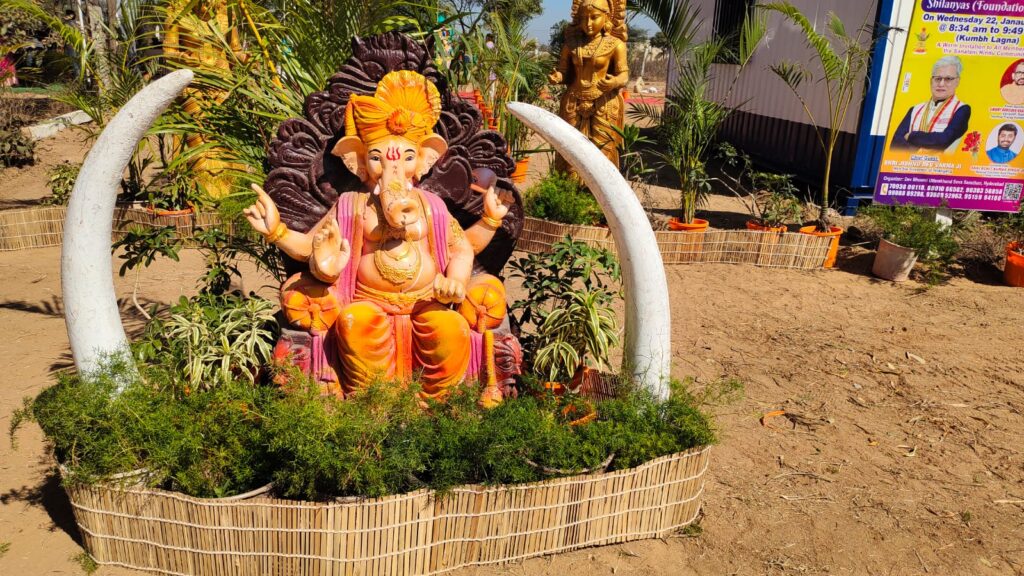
[164,0,244,198]
[549,0,629,168]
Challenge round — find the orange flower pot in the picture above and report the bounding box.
[561,400,597,427]
[511,158,530,184]
[745,220,787,233]
[799,225,843,268]
[1005,242,1024,287]
[145,205,195,217]
[667,217,709,232]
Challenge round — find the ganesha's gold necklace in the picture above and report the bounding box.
[374,237,420,285]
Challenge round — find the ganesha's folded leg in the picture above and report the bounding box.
[412,302,472,400]
[334,300,396,395]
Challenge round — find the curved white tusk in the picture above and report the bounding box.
[62,69,195,380]
[506,102,672,401]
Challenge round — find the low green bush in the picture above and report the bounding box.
[43,162,80,205]
[11,361,717,501]
[0,126,35,168]
[136,293,278,392]
[860,204,959,262]
[523,171,604,226]
[8,357,274,497]
[860,203,961,283]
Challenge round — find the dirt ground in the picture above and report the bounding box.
[2,130,1023,576]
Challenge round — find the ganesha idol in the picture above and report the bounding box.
[245,38,524,406]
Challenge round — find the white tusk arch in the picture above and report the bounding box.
[506,102,672,401]
[62,69,195,379]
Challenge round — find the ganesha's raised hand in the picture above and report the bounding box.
[310,217,350,283]
[482,184,514,222]
[243,183,281,238]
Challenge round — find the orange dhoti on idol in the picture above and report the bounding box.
[334,286,471,398]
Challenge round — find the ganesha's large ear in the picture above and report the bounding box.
[415,134,448,180]
[331,136,369,182]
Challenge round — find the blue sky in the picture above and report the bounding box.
[525,0,658,44]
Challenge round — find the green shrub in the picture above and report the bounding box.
[42,162,80,205]
[509,238,621,375]
[523,171,604,226]
[0,126,34,168]
[12,360,718,501]
[992,204,1024,246]
[136,293,277,391]
[9,361,276,497]
[860,204,959,262]
[860,203,961,283]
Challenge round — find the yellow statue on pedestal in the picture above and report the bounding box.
[549,0,629,168]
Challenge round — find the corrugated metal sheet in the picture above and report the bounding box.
[704,0,879,132]
[670,0,881,185]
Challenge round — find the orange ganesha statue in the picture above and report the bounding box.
[247,68,518,406]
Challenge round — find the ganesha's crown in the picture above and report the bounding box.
[343,70,442,145]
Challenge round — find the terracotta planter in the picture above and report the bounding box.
[145,205,195,217]
[511,157,530,184]
[1005,242,1024,287]
[745,220,787,233]
[561,400,598,427]
[667,217,709,232]
[570,365,603,395]
[798,225,843,268]
[872,238,918,282]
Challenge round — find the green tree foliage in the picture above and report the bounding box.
[650,30,670,51]
[548,19,570,58]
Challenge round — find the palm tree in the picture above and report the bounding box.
[761,1,885,229]
[627,1,765,224]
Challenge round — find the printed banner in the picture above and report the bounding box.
[875,0,1024,212]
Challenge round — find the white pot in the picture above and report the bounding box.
[872,238,918,282]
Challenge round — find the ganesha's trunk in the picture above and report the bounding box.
[378,177,420,229]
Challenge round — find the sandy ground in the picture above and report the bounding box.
[2,132,1024,576]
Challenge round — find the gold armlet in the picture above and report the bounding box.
[480,214,503,229]
[448,218,466,246]
[264,222,288,243]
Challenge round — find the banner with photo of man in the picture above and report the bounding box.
[875,0,1024,212]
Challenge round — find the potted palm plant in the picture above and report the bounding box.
[763,2,888,267]
[859,204,959,282]
[471,14,550,182]
[629,12,765,232]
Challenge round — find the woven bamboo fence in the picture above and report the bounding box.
[65,446,709,576]
[519,217,833,269]
[0,206,225,252]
